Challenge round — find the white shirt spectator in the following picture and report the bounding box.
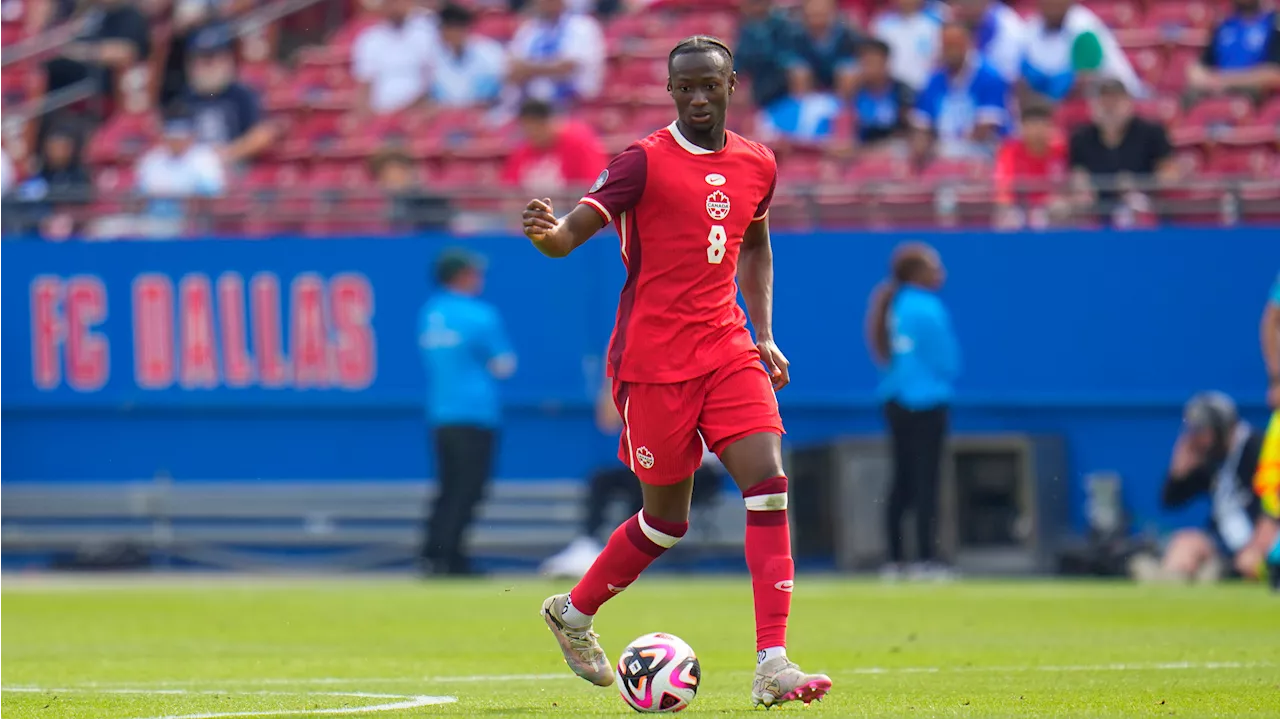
[872,1,946,91]
[973,0,1027,83]
[136,141,225,221]
[352,13,440,114]
[508,12,605,104]
[1021,4,1143,100]
[1,148,15,195]
[432,35,507,106]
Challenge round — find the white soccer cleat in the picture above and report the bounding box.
[752,656,832,708]
[540,593,614,687]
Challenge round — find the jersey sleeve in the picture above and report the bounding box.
[753,160,778,221]
[577,144,647,224]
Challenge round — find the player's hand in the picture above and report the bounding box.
[757,339,790,392]
[522,198,557,241]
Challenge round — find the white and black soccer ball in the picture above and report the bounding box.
[615,632,701,713]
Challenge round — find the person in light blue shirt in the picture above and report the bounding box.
[865,241,960,579]
[418,248,516,576]
[911,23,1009,160]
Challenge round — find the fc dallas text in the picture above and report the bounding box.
[29,271,377,392]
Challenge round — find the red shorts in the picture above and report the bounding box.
[612,351,785,485]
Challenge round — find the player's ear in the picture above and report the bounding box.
[728,71,737,95]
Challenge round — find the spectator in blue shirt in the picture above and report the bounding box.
[910,23,1009,161]
[181,24,275,166]
[866,242,960,580]
[418,248,516,576]
[757,66,841,145]
[1188,0,1280,97]
[735,0,796,109]
[783,0,862,99]
[852,39,912,147]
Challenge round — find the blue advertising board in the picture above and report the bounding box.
[3,229,1277,529]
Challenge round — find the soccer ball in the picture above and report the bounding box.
[615,632,701,713]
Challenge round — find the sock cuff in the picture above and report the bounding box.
[743,476,788,512]
[624,512,687,556]
[639,510,689,540]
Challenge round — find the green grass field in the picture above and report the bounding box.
[2,576,1278,718]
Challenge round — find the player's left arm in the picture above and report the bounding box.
[740,185,789,391]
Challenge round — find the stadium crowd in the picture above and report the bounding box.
[1,0,1278,238]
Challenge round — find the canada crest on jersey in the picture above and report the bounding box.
[706,190,731,221]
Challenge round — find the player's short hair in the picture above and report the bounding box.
[667,35,734,75]
[438,2,473,27]
[859,38,891,58]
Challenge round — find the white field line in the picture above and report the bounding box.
[0,688,455,719]
[5,660,1272,693]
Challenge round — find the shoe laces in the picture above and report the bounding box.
[564,625,604,660]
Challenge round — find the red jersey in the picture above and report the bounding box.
[578,122,777,384]
[993,136,1066,206]
[502,120,607,190]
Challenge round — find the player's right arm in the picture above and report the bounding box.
[522,143,647,259]
[522,200,607,259]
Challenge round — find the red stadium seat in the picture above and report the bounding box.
[1129,47,1165,88]
[1143,1,1213,34]
[921,158,988,183]
[1085,1,1138,30]
[1154,47,1199,93]
[1257,96,1280,126]
[474,12,519,42]
[845,154,910,183]
[1114,27,1163,50]
[295,44,350,69]
[1135,96,1179,124]
[1181,96,1252,129]
[86,113,159,166]
[1204,147,1274,177]
[1,63,37,106]
[238,62,287,93]
[2,20,25,46]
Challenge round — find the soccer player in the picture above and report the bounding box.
[521,36,832,708]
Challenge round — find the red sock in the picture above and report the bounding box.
[743,476,793,652]
[569,510,688,616]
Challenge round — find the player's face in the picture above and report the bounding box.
[668,52,735,132]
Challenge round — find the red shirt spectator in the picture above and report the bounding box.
[994,104,1065,208]
[502,99,606,192]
